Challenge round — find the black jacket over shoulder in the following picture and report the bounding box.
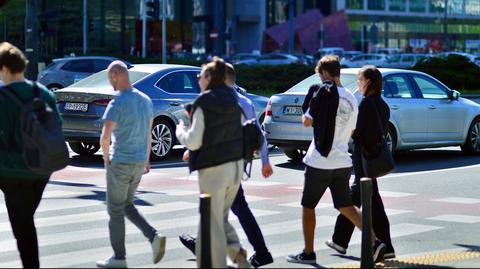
[189,85,243,171]
[352,94,390,150]
[302,81,339,157]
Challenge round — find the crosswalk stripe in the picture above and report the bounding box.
[152,222,443,268]
[40,190,86,199]
[379,191,416,198]
[426,214,480,224]
[0,202,198,233]
[0,199,103,214]
[431,197,480,204]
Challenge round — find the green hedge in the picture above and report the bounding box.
[412,55,480,91]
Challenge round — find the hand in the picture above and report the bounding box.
[302,115,313,127]
[261,163,273,178]
[182,150,190,162]
[184,110,192,121]
[145,162,151,174]
[177,119,185,130]
[103,158,111,167]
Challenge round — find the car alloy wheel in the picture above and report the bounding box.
[151,119,174,160]
[284,148,306,163]
[69,142,100,156]
[462,118,480,155]
[471,121,480,152]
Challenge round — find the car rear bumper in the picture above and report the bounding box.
[264,119,311,149]
[63,130,101,143]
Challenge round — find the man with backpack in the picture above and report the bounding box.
[178,61,274,267]
[0,42,65,268]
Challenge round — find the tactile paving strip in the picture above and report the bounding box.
[336,249,480,268]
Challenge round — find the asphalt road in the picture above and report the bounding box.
[0,146,479,268]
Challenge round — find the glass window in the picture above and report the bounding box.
[368,0,385,10]
[412,75,449,99]
[61,60,94,73]
[389,0,406,11]
[430,0,445,13]
[465,0,480,15]
[72,70,149,88]
[410,0,426,12]
[156,72,199,94]
[93,60,112,72]
[346,0,364,9]
[384,75,415,98]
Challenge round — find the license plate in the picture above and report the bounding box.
[283,106,303,115]
[65,102,89,112]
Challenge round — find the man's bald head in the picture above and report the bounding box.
[107,60,131,91]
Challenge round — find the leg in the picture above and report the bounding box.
[332,177,361,250]
[371,179,395,253]
[106,163,132,260]
[230,184,269,255]
[1,179,48,269]
[302,207,316,254]
[124,163,156,242]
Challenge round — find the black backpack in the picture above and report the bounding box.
[240,108,264,179]
[0,83,69,175]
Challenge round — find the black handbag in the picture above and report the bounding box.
[361,98,395,178]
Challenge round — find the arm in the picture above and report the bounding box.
[302,108,314,127]
[101,120,116,166]
[176,107,205,150]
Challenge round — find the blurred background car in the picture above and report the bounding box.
[55,64,268,160]
[342,50,362,61]
[373,48,403,55]
[37,56,131,91]
[263,68,480,162]
[437,52,480,67]
[340,53,390,68]
[228,52,261,64]
[383,53,430,69]
[235,53,305,66]
[317,47,345,59]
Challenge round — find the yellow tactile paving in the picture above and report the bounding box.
[335,249,480,268]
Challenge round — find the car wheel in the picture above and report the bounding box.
[461,117,480,155]
[150,119,175,160]
[69,142,100,156]
[386,125,397,153]
[284,148,306,162]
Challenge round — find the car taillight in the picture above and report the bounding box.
[265,99,273,116]
[93,99,111,106]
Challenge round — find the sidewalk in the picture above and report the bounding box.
[332,248,480,268]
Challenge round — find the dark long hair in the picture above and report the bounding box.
[203,56,226,90]
[359,65,382,96]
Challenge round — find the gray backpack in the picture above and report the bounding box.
[0,83,69,174]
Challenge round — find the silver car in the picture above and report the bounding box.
[38,56,131,91]
[55,64,268,160]
[341,54,390,68]
[264,68,480,161]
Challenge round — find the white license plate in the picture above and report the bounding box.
[65,102,89,112]
[283,106,303,115]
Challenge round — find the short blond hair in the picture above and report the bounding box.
[314,55,340,78]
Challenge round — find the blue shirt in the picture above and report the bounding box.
[236,89,270,166]
[102,88,153,163]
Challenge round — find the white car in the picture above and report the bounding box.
[341,54,390,68]
[264,68,480,161]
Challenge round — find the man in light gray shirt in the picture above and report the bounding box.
[96,61,166,268]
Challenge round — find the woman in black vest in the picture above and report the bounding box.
[327,66,396,259]
[176,58,249,268]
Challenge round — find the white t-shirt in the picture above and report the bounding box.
[303,86,358,170]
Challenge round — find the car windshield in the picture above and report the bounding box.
[71,70,150,88]
[286,73,358,93]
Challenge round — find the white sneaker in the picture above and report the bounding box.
[152,234,166,264]
[96,256,127,268]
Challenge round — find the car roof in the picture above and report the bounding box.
[52,56,124,62]
[128,64,200,73]
[341,68,426,76]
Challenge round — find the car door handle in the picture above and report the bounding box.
[390,105,399,110]
[428,105,436,110]
[169,102,180,106]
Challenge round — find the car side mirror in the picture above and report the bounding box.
[450,90,460,101]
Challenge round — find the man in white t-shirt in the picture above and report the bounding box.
[286,55,386,265]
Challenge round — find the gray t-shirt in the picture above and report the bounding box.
[102,88,153,163]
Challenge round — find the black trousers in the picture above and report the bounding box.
[331,147,395,253]
[0,178,48,269]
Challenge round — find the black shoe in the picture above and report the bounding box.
[384,252,396,259]
[178,233,196,255]
[286,250,316,264]
[373,240,387,263]
[249,251,273,267]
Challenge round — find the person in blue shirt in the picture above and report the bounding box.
[178,61,275,267]
[96,61,166,268]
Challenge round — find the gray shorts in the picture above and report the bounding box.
[301,165,353,209]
